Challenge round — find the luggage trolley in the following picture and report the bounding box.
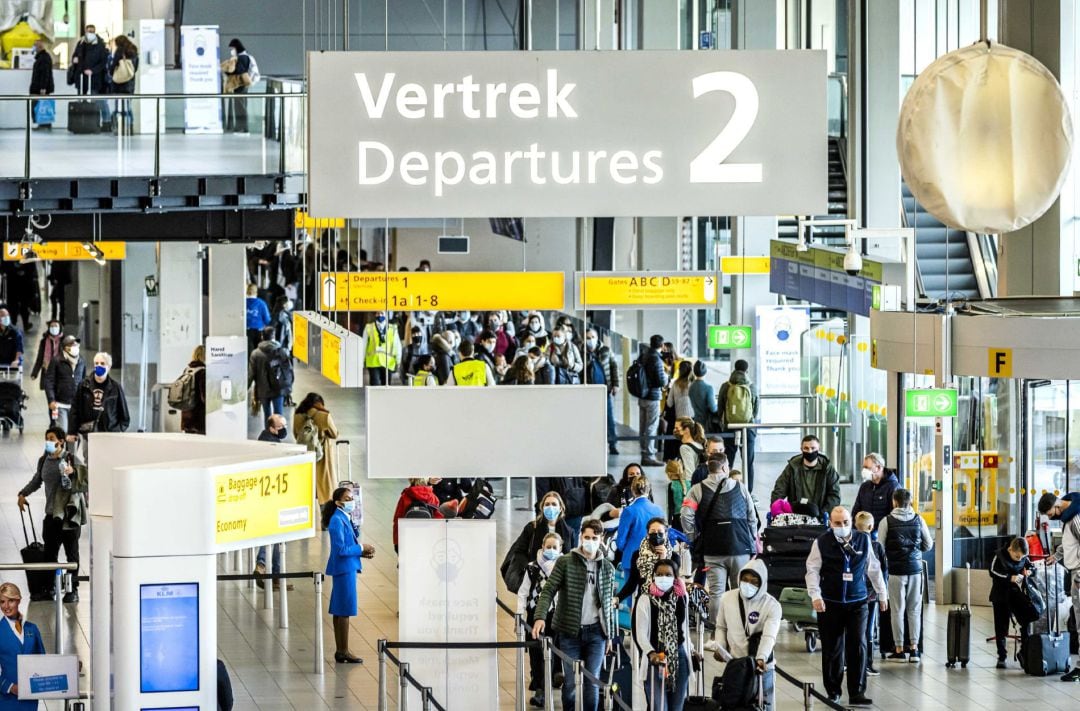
[759,522,827,653]
[0,365,26,434]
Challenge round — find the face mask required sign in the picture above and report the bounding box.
[307,50,827,218]
[215,462,315,546]
[318,271,564,311]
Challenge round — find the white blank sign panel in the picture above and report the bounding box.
[365,385,607,478]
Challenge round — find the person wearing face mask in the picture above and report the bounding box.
[19,427,85,603]
[68,352,129,442]
[501,493,574,594]
[876,488,932,665]
[770,435,841,519]
[547,326,583,385]
[42,335,84,432]
[271,295,294,356]
[30,320,63,390]
[532,519,618,711]
[222,39,257,133]
[584,327,621,455]
[690,438,726,486]
[474,329,499,374]
[522,312,548,346]
[0,583,46,706]
[29,39,54,131]
[257,413,289,442]
[516,532,564,708]
[363,313,402,386]
[1038,491,1080,680]
[804,506,887,706]
[409,354,438,387]
[631,558,692,711]
[447,340,494,386]
[399,326,428,384]
[606,463,649,516]
[450,310,481,343]
[527,345,555,385]
[245,283,271,354]
[712,559,781,711]
[71,24,108,95]
[617,518,672,603]
[0,308,23,367]
[681,455,759,629]
[249,327,293,419]
[324,486,375,664]
[851,452,899,533]
[486,312,516,359]
[429,331,456,385]
[615,476,665,576]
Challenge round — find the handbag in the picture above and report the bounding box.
[112,57,135,84]
[33,99,55,125]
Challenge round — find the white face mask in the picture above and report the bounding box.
[740,582,759,599]
[230,48,237,57]
[553,335,566,345]
[832,525,851,540]
[654,575,675,593]
[861,468,874,482]
[67,346,80,357]
[48,326,60,336]
[86,32,97,42]
[581,539,600,556]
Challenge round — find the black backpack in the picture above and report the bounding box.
[403,500,437,518]
[713,656,758,710]
[266,348,293,393]
[626,360,648,398]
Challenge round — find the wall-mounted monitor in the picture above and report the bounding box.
[140,583,199,693]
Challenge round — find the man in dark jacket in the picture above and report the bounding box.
[0,308,23,365]
[429,331,457,385]
[770,435,841,516]
[851,452,899,531]
[68,351,129,438]
[249,327,293,419]
[717,359,760,489]
[29,40,54,130]
[43,335,85,432]
[71,25,108,94]
[584,328,621,455]
[637,335,668,466]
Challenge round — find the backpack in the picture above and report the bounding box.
[725,382,754,425]
[403,499,436,519]
[713,655,758,709]
[460,479,497,520]
[266,349,292,393]
[248,54,261,84]
[296,413,324,461]
[626,360,647,398]
[166,366,203,411]
[589,475,616,511]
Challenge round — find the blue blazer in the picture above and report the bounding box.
[0,618,45,709]
[326,509,363,577]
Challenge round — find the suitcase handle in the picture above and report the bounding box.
[20,505,38,547]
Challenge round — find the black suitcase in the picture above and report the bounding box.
[946,563,971,668]
[760,525,826,556]
[19,508,53,601]
[600,635,633,706]
[1023,562,1072,676]
[762,555,808,597]
[68,76,101,134]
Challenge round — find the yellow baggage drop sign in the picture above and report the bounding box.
[318,271,564,312]
[215,462,315,545]
[576,271,719,309]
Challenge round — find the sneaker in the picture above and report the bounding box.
[866,666,880,676]
[254,562,267,589]
[908,650,921,664]
[886,651,907,662]
[529,692,544,708]
[849,695,873,706]
[1061,668,1080,682]
[828,694,841,704]
[608,446,620,455]
[62,591,79,604]
[641,458,664,467]
[996,659,1007,669]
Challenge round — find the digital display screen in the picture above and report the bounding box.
[140,583,199,693]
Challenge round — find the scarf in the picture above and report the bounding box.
[648,578,686,689]
[636,537,668,591]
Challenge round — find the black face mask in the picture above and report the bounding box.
[647,531,666,547]
[802,450,820,463]
[275,428,287,440]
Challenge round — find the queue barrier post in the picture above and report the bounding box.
[514,614,526,711]
[542,637,554,711]
[378,640,388,711]
[573,659,584,711]
[278,546,289,629]
[53,568,63,654]
[421,686,433,711]
[399,661,410,711]
[313,573,324,675]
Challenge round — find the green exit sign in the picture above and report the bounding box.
[708,325,753,349]
[904,388,958,418]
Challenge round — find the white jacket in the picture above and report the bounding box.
[715,559,782,668]
[631,582,693,683]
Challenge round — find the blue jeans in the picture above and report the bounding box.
[256,543,282,573]
[643,647,690,711]
[559,623,607,711]
[606,393,617,446]
[261,395,284,420]
[864,601,878,667]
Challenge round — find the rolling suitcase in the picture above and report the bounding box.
[68,76,101,134]
[20,507,53,601]
[1022,560,1072,676]
[946,562,971,668]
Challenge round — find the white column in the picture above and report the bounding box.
[208,244,247,337]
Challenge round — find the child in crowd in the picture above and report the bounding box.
[516,532,563,708]
[855,511,886,675]
[989,536,1033,669]
[391,478,444,552]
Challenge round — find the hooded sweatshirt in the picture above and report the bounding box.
[391,485,443,546]
[715,559,782,667]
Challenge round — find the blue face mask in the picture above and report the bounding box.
[342,500,356,514]
[94,365,108,378]
[542,549,559,561]
[44,440,58,454]
[542,505,560,522]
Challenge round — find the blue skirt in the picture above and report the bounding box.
[328,572,357,617]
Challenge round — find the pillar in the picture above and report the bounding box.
[159,242,204,432]
[208,244,246,337]
[119,243,159,431]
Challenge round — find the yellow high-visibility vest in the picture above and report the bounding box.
[365,324,400,369]
[411,370,434,387]
[452,359,487,386]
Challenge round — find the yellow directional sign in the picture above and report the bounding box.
[318,271,564,312]
[215,462,315,545]
[321,329,342,384]
[3,241,126,261]
[294,210,345,230]
[720,256,771,275]
[292,312,309,363]
[577,271,718,309]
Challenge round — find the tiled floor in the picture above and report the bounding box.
[1,338,1078,709]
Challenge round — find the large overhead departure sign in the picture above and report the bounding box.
[576,272,718,309]
[318,271,564,312]
[308,50,826,218]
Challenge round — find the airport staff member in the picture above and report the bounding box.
[447,340,494,386]
[805,506,886,707]
[0,582,45,709]
[363,313,401,386]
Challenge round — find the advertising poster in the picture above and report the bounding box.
[755,305,810,443]
[398,520,498,710]
[205,336,247,440]
[180,25,222,133]
[139,583,199,693]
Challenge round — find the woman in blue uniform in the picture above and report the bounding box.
[0,582,45,709]
[325,486,373,664]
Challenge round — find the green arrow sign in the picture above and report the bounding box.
[904,388,958,418]
[708,325,753,349]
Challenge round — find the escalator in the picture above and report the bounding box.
[778,136,848,239]
[903,181,995,301]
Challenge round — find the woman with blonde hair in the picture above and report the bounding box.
[179,344,206,434]
[501,491,573,593]
[666,417,706,531]
[0,582,45,707]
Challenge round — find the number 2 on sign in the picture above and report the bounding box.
[689,72,762,184]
